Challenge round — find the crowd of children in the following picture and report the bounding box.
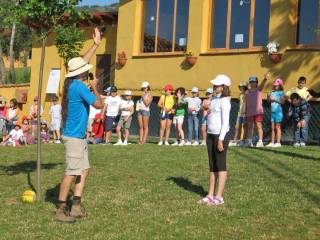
[0,75,317,147]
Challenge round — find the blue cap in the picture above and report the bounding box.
[249,76,258,82]
[104,86,112,93]
[206,88,214,94]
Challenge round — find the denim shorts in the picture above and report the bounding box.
[236,116,246,125]
[271,112,283,123]
[138,110,150,117]
[201,116,208,126]
[160,112,174,120]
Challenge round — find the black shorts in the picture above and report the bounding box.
[206,134,230,172]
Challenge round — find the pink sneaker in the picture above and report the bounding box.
[197,195,214,205]
[209,196,224,206]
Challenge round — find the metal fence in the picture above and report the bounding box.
[128,97,320,144]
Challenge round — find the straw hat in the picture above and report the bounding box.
[65,57,93,78]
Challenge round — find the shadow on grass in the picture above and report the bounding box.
[233,148,320,205]
[256,148,319,162]
[0,160,62,176]
[45,184,73,207]
[166,177,207,197]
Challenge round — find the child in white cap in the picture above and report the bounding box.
[114,90,134,145]
[200,88,214,146]
[186,86,202,146]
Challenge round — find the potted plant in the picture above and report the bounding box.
[184,51,197,65]
[117,51,127,67]
[266,41,282,64]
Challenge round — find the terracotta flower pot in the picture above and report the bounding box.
[186,56,197,65]
[118,58,127,67]
[269,53,282,64]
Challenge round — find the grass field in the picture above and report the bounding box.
[0,144,319,239]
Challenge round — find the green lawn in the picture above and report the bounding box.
[0,144,319,239]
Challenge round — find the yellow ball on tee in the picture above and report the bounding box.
[22,190,36,203]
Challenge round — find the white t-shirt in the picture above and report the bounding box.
[120,100,134,117]
[207,96,231,140]
[104,96,122,117]
[186,97,202,114]
[9,129,24,142]
[49,104,62,120]
[89,106,101,119]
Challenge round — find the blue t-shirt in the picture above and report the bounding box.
[271,90,284,113]
[62,80,96,139]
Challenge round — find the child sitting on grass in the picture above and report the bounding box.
[90,113,105,144]
[1,124,24,147]
[229,82,248,147]
[40,122,50,143]
[266,79,285,148]
[114,90,134,146]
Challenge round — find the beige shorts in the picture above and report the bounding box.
[63,137,90,176]
[117,116,132,129]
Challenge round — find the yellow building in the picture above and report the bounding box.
[1,0,320,123]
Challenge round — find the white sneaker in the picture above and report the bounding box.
[184,141,192,146]
[200,141,206,146]
[158,141,163,146]
[300,142,306,147]
[171,141,179,146]
[55,140,61,144]
[256,141,264,148]
[272,143,282,148]
[293,142,300,148]
[228,141,237,147]
[179,140,185,146]
[164,141,170,146]
[265,142,274,147]
[192,141,199,146]
[114,140,123,146]
[122,141,128,146]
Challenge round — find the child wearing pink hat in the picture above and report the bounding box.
[266,78,285,147]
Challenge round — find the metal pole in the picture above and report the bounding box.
[36,36,46,202]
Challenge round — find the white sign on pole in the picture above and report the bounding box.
[46,68,61,94]
[235,34,244,43]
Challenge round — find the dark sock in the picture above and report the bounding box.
[58,200,67,209]
[73,196,81,205]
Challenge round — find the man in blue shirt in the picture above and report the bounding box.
[55,28,104,223]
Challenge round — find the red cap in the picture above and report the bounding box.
[163,84,174,92]
[22,115,29,121]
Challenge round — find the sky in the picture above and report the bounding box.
[79,0,119,6]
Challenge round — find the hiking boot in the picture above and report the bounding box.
[54,206,76,223]
[70,204,87,218]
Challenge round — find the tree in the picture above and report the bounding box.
[55,24,85,70]
[11,0,86,201]
[0,41,6,84]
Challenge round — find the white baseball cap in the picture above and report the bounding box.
[124,90,132,96]
[141,82,150,88]
[206,88,214,94]
[65,57,93,78]
[191,86,199,93]
[210,74,231,87]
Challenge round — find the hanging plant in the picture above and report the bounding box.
[117,51,127,67]
[266,41,283,64]
[184,51,197,65]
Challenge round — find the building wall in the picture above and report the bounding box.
[115,0,320,97]
[2,25,117,122]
